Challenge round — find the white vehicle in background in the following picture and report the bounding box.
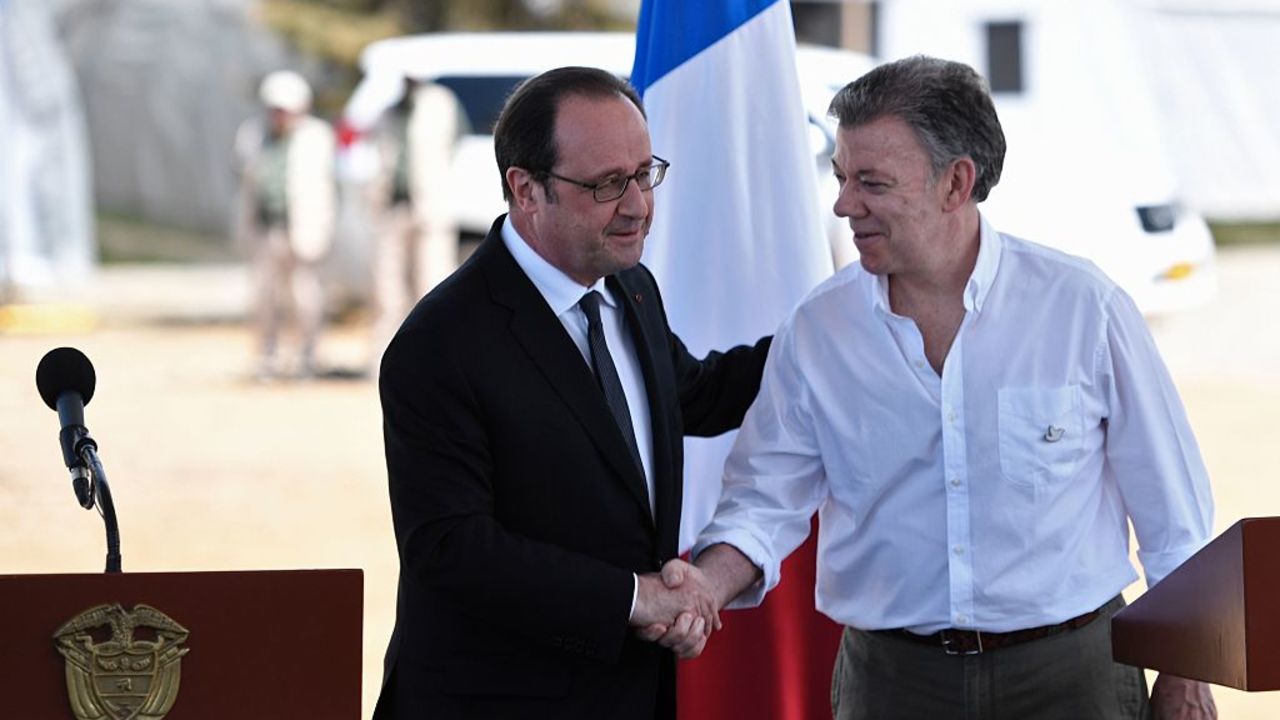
[339,32,1215,315]
[340,33,638,239]
[339,33,865,250]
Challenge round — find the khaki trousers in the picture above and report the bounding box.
[254,227,323,375]
[369,203,458,369]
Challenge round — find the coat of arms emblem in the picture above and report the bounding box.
[53,604,190,720]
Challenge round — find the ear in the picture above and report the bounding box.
[506,167,542,213]
[940,157,977,212]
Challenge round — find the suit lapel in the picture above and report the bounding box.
[610,272,681,554]
[478,221,654,525]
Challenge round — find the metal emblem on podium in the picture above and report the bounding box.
[53,604,190,720]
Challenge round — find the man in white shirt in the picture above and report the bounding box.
[648,55,1217,719]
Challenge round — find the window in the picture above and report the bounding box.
[985,21,1024,94]
[435,75,531,135]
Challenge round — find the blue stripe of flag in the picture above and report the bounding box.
[631,0,779,93]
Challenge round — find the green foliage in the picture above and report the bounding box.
[260,0,636,44]
[254,0,635,114]
[258,0,405,69]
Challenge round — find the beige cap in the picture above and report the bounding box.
[259,70,312,114]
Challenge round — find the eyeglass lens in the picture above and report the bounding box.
[595,163,667,201]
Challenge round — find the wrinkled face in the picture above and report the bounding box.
[519,94,655,286]
[831,115,948,277]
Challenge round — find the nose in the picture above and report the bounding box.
[833,183,866,220]
[617,176,652,218]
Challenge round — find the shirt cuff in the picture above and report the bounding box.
[1139,540,1209,589]
[628,572,638,621]
[693,531,774,609]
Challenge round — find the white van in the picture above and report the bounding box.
[339,32,1215,315]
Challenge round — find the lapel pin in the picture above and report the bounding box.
[634,292,643,303]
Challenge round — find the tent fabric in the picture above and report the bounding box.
[1143,8,1280,220]
[0,0,92,295]
[57,0,309,233]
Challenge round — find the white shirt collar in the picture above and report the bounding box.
[966,212,1003,313]
[870,211,1004,315]
[501,215,617,315]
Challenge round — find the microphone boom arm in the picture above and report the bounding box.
[79,443,122,573]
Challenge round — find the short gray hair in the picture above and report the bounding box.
[828,55,1006,202]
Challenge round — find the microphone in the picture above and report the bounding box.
[36,347,98,508]
[35,347,123,572]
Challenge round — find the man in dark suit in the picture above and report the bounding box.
[372,66,771,719]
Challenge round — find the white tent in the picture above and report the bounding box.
[57,0,305,234]
[876,0,1280,221]
[0,0,93,299]
[1141,1,1280,220]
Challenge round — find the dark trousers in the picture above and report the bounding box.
[831,596,1150,720]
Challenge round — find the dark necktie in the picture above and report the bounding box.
[579,291,644,475]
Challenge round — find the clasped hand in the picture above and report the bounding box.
[628,559,722,659]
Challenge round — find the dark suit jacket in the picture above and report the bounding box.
[372,216,771,719]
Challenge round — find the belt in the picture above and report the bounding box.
[875,608,1103,656]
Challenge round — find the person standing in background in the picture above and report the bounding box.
[234,70,336,381]
[365,77,465,372]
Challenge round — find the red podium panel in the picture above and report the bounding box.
[1112,517,1280,690]
[0,569,363,719]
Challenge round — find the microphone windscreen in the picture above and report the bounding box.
[36,347,97,410]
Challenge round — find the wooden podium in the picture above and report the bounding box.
[1112,517,1280,690]
[0,568,363,719]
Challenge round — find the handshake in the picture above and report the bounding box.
[626,544,760,659]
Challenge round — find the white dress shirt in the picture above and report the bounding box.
[501,217,656,507]
[696,214,1214,634]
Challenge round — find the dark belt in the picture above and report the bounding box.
[875,607,1103,656]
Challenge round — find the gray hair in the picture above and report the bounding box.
[828,55,1006,202]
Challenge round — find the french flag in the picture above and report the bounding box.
[633,1,842,718]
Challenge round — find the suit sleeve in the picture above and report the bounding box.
[380,325,635,663]
[638,265,772,436]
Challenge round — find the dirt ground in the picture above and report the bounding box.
[3,245,1279,718]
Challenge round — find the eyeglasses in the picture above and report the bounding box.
[541,156,670,203]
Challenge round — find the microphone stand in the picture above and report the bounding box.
[78,443,122,574]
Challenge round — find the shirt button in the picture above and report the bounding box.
[947,412,957,424]
[949,477,962,488]
[953,545,965,555]
[914,360,925,369]
[955,614,969,625]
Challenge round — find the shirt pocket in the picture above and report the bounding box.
[997,385,1085,488]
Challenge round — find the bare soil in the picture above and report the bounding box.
[3,245,1278,717]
